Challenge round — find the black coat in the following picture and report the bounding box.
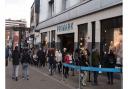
[79,54,88,66]
[37,50,46,61]
[105,53,116,68]
[48,54,55,65]
[21,52,31,64]
[12,50,20,65]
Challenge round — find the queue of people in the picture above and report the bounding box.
[5,45,120,87]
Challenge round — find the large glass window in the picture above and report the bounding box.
[100,16,122,65]
[78,23,88,49]
[51,30,55,48]
[41,32,48,47]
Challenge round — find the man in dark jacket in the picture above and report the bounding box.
[21,48,31,80]
[37,47,46,67]
[12,46,20,81]
[92,48,100,85]
[48,48,55,75]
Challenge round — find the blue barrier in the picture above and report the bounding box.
[63,63,122,73]
[63,63,80,70]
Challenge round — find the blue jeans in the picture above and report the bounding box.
[12,65,19,78]
[23,63,29,79]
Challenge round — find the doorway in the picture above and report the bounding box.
[58,33,74,53]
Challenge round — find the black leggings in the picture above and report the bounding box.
[107,72,113,83]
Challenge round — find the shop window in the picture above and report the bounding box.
[41,32,48,47]
[62,0,70,10]
[100,16,122,65]
[78,23,88,49]
[51,30,55,48]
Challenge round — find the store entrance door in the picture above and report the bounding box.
[58,33,74,53]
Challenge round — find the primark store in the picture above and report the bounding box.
[34,0,122,64]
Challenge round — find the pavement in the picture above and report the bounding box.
[6,61,122,89]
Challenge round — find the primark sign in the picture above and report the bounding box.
[57,22,73,32]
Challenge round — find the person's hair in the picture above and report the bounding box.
[15,46,18,50]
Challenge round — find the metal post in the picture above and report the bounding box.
[78,66,81,89]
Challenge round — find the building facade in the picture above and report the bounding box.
[5,19,29,50]
[31,0,122,64]
[30,0,40,48]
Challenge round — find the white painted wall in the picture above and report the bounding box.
[69,0,80,7]
[34,32,41,44]
[39,0,81,22]
[54,0,62,14]
[40,5,122,43]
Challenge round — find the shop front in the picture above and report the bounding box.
[78,23,88,49]
[56,22,76,53]
[100,16,122,66]
[58,33,74,53]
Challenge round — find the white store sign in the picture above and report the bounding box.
[56,22,74,34]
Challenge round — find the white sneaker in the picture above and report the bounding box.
[82,82,86,86]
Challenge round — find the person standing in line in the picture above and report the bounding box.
[6,45,9,67]
[48,48,55,75]
[74,49,80,66]
[79,49,89,86]
[62,48,67,77]
[85,48,91,82]
[12,46,20,81]
[106,50,116,84]
[92,48,100,85]
[21,48,31,80]
[64,52,70,78]
[55,49,62,74]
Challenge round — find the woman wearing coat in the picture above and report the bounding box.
[12,46,20,81]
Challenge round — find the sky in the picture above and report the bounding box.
[5,0,34,27]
